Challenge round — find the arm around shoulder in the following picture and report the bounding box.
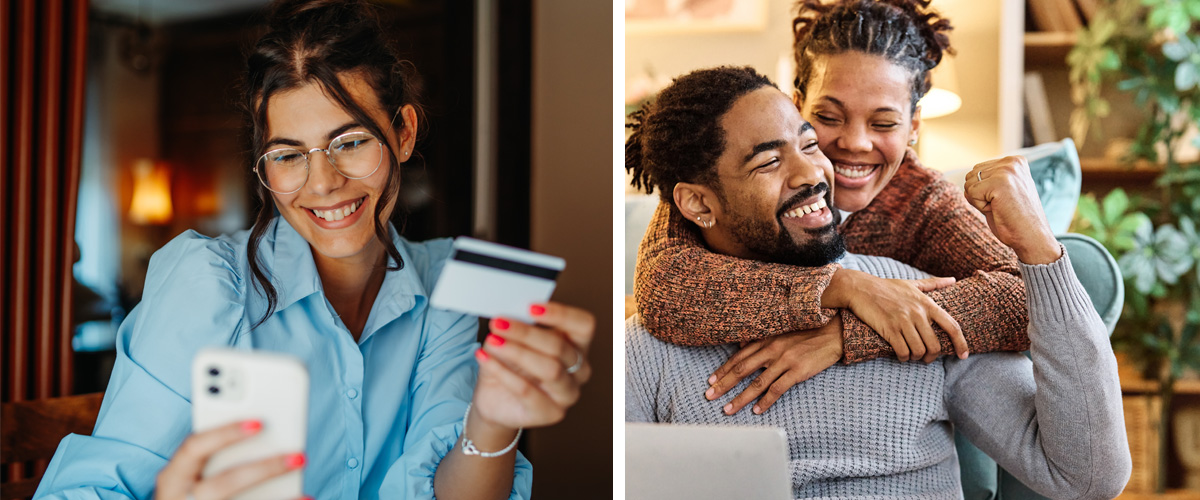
[635,201,840,346]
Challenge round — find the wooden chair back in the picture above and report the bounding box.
[1,393,104,500]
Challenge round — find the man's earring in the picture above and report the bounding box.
[697,216,715,229]
[908,138,917,146]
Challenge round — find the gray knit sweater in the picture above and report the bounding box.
[625,251,1131,499]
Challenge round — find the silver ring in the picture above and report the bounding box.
[565,350,583,374]
[977,170,982,182]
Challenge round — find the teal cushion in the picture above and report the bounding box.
[1058,233,1124,334]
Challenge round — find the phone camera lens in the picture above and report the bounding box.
[208,367,220,376]
[208,386,220,394]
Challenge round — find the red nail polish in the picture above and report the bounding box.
[530,304,546,316]
[486,334,506,347]
[286,453,306,469]
[475,348,489,362]
[241,419,262,434]
[493,318,510,331]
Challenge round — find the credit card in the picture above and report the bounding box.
[430,237,565,323]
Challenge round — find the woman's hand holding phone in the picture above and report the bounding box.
[471,301,595,433]
[155,421,309,500]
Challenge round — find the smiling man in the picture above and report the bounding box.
[623,66,1129,499]
[668,84,845,268]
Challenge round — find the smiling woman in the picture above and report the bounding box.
[31,1,595,499]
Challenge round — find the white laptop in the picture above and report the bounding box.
[625,423,792,500]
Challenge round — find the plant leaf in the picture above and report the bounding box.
[1120,251,1158,294]
[1077,194,1105,230]
[1103,189,1131,224]
[1176,62,1199,92]
[1164,41,1189,61]
[1117,213,1150,235]
[1100,48,1122,71]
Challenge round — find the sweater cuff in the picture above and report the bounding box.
[789,263,842,328]
[1018,243,1094,326]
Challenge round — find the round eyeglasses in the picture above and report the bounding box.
[253,131,385,195]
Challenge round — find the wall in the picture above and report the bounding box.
[624,0,1016,172]
[528,0,614,497]
[626,0,796,92]
[76,21,161,302]
[917,0,1022,171]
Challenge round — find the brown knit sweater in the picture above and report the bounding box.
[633,151,1031,363]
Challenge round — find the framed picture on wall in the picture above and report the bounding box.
[625,0,767,33]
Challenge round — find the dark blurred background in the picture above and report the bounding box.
[3,0,611,498]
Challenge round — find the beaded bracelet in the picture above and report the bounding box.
[460,403,522,457]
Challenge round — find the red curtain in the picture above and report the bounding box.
[1,0,89,485]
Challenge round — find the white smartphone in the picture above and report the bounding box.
[191,348,308,500]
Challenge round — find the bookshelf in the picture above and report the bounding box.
[1023,31,1075,66]
[1021,1,1161,191]
[1021,2,1193,495]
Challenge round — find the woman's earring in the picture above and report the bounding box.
[908,138,917,146]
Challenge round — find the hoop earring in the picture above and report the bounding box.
[696,216,714,229]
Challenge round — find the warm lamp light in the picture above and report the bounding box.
[128,159,173,225]
[918,55,961,119]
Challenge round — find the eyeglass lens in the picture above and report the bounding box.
[256,132,383,193]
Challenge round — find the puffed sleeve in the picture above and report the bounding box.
[378,241,532,499]
[35,231,248,500]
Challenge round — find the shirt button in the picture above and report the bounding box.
[346,388,358,399]
[347,457,359,469]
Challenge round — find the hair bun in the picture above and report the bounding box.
[266,0,374,32]
[880,0,954,67]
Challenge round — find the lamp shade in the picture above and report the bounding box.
[918,55,961,119]
[128,158,173,224]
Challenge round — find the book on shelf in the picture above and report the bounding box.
[1027,0,1083,32]
[1028,0,1064,31]
[1074,0,1099,23]
[1054,0,1083,31]
[1024,71,1057,145]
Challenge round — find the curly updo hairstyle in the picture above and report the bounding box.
[241,0,424,328]
[626,66,775,202]
[792,0,953,113]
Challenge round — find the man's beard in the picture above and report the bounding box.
[723,186,846,267]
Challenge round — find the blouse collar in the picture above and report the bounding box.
[267,217,428,324]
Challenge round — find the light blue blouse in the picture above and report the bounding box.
[34,217,533,499]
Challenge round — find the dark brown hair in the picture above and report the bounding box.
[792,0,953,113]
[240,0,424,328]
[626,66,774,201]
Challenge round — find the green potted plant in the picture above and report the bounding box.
[1068,0,1200,492]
